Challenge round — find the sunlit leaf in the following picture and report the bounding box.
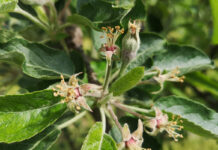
[101,134,118,150]
[81,122,104,150]
[0,126,61,150]
[0,90,66,143]
[110,67,145,96]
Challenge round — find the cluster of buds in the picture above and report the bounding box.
[118,119,151,150]
[120,20,141,76]
[53,73,102,112]
[100,26,124,63]
[152,67,185,94]
[144,107,183,142]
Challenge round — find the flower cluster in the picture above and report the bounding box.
[152,67,185,94]
[144,107,183,142]
[118,119,151,150]
[53,74,102,112]
[100,26,124,63]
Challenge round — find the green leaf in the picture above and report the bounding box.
[121,0,146,29]
[81,122,104,150]
[0,38,75,79]
[100,0,135,9]
[101,134,118,150]
[152,44,214,75]
[110,67,145,96]
[155,96,218,139]
[67,14,100,31]
[109,126,122,143]
[186,72,218,97]
[0,0,18,13]
[0,90,66,143]
[0,30,17,43]
[127,32,166,71]
[0,126,60,150]
[210,0,218,44]
[77,0,127,24]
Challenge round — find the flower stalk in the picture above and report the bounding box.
[111,102,149,120]
[103,59,112,93]
[107,105,123,132]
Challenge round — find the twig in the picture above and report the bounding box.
[65,26,100,85]
[107,105,122,132]
[111,101,149,120]
[76,47,100,84]
[58,0,71,21]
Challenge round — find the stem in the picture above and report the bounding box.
[111,102,149,120]
[98,93,112,106]
[144,70,158,76]
[109,69,119,83]
[100,107,106,134]
[14,6,48,31]
[57,111,86,130]
[118,103,150,113]
[48,2,58,30]
[118,62,127,77]
[60,40,70,55]
[107,105,122,132]
[103,59,112,93]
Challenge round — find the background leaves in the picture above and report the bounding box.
[0,0,18,13]
[152,44,214,75]
[0,38,75,79]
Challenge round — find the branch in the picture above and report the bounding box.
[65,26,100,85]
